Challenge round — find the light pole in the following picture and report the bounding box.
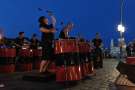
[117,0,126,58]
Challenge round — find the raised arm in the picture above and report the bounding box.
[40,27,56,33]
[50,15,56,27]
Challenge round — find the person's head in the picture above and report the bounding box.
[19,32,24,38]
[63,22,74,33]
[38,16,48,25]
[67,22,74,29]
[95,33,100,39]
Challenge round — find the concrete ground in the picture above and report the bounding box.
[0,59,120,90]
[67,59,120,90]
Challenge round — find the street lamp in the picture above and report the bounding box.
[117,24,125,33]
[117,0,126,58]
[117,0,125,33]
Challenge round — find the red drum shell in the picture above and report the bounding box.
[88,61,94,74]
[81,64,87,77]
[32,49,42,57]
[19,49,33,57]
[56,66,66,82]
[34,61,41,70]
[0,64,15,73]
[66,66,80,81]
[54,39,78,54]
[75,65,82,80]
[18,63,33,72]
[126,57,135,64]
[0,48,16,58]
[79,42,91,53]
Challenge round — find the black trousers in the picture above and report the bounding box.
[93,47,103,68]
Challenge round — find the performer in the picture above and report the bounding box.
[39,13,56,73]
[15,32,25,47]
[15,32,29,48]
[92,33,103,68]
[59,22,74,39]
[30,34,39,49]
[126,42,133,57]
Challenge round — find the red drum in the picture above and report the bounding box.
[56,65,82,82]
[19,49,33,57]
[17,48,33,72]
[34,61,41,70]
[126,57,135,64]
[89,61,94,74]
[81,64,87,77]
[17,63,32,72]
[75,65,82,80]
[32,47,42,70]
[79,42,91,53]
[0,48,16,57]
[32,48,42,57]
[66,66,82,81]
[85,61,94,75]
[56,66,66,82]
[0,48,16,73]
[55,40,93,81]
[54,39,78,54]
[48,62,57,73]
[0,64,15,73]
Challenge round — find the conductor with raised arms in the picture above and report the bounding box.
[39,11,56,73]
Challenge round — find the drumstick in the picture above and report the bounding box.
[46,10,53,14]
[38,8,43,11]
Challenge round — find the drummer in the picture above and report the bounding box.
[39,13,56,73]
[59,22,74,39]
[92,33,103,68]
[30,34,39,49]
[15,32,29,48]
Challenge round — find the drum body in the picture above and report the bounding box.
[55,39,94,81]
[54,39,78,54]
[79,42,94,77]
[55,39,81,81]
[18,49,33,57]
[48,62,57,73]
[0,48,16,58]
[126,57,135,64]
[17,48,33,72]
[0,48,16,73]
[78,42,91,53]
[32,48,42,70]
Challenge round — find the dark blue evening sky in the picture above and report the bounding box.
[0,0,134,47]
